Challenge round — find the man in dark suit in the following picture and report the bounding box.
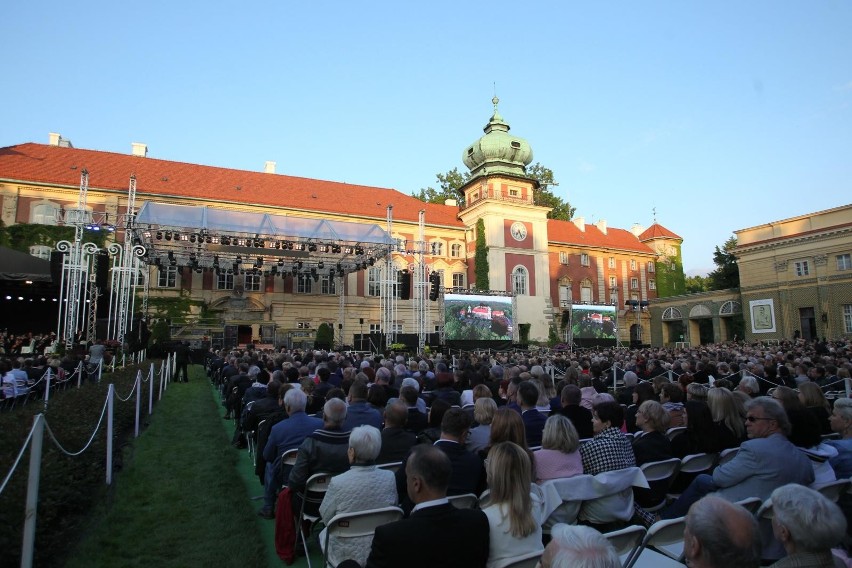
[519,380,548,447]
[558,384,594,439]
[367,445,489,568]
[377,402,416,464]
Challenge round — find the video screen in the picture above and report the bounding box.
[443,294,514,341]
[570,304,617,340]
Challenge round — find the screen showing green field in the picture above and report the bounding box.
[570,304,618,340]
[443,294,514,341]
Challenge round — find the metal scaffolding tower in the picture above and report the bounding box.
[413,210,429,352]
[107,175,146,346]
[380,205,397,349]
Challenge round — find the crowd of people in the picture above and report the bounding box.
[204,337,852,567]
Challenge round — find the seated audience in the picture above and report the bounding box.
[288,398,351,495]
[671,400,721,458]
[342,379,383,431]
[533,414,583,483]
[539,524,620,568]
[631,400,673,465]
[376,401,416,464]
[467,397,497,454]
[319,425,397,568]
[625,381,656,433]
[485,407,536,479]
[558,384,593,439]
[768,484,847,568]
[580,401,636,476]
[683,496,761,568]
[798,381,832,435]
[482,442,544,567]
[518,380,548,447]
[417,398,450,445]
[660,382,686,427]
[707,387,747,450]
[366,445,489,568]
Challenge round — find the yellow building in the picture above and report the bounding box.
[0,102,684,348]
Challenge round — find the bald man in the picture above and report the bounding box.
[683,496,761,568]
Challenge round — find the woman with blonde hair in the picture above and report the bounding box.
[467,397,497,454]
[485,407,536,479]
[707,387,746,448]
[631,400,673,465]
[482,442,544,567]
[799,381,832,435]
[532,414,583,483]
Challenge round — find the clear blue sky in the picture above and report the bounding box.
[3,1,850,275]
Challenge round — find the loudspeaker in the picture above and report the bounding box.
[95,251,109,289]
[359,318,364,325]
[400,270,411,300]
[50,251,65,284]
[561,310,570,327]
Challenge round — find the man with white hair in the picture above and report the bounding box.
[768,484,847,568]
[539,524,620,568]
[736,375,760,397]
[683,496,761,568]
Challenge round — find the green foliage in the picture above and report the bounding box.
[315,322,334,348]
[0,223,107,252]
[474,218,489,290]
[150,318,171,344]
[685,274,710,293]
[548,324,560,347]
[708,236,740,290]
[412,167,470,205]
[527,163,575,221]
[518,323,531,344]
[144,292,204,320]
[655,245,686,297]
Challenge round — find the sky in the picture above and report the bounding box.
[3,1,851,275]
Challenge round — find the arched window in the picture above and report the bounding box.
[512,266,528,296]
[719,301,742,316]
[30,201,60,225]
[662,307,683,320]
[450,243,462,258]
[558,277,572,307]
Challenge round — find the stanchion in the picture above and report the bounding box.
[106,384,114,485]
[158,360,165,401]
[76,361,83,389]
[98,359,103,383]
[21,414,45,568]
[612,362,618,392]
[43,369,52,412]
[148,364,155,415]
[134,371,142,438]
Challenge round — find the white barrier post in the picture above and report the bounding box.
[98,359,103,383]
[122,352,126,368]
[134,371,142,438]
[148,364,155,415]
[21,414,45,568]
[77,361,84,389]
[846,377,851,400]
[106,384,114,485]
[43,368,52,411]
[158,360,165,401]
[612,363,618,392]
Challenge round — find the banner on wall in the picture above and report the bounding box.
[749,299,777,333]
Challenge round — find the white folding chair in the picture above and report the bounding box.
[625,516,686,568]
[734,496,763,515]
[665,427,686,441]
[279,448,300,489]
[603,524,646,567]
[638,458,681,511]
[319,506,403,568]
[812,478,851,502]
[492,550,543,568]
[717,447,739,466]
[667,453,718,501]
[295,472,334,568]
[446,493,479,509]
[376,461,402,473]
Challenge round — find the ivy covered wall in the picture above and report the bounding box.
[655,244,686,298]
[0,222,107,252]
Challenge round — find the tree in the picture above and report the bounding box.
[315,322,334,349]
[707,236,740,290]
[685,274,710,293]
[474,218,489,290]
[412,162,574,220]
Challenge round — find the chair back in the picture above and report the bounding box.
[734,497,763,515]
[446,493,478,509]
[579,467,648,525]
[665,426,686,441]
[299,472,334,521]
[679,452,718,475]
[638,458,681,512]
[323,506,403,541]
[717,447,739,466]
[640,458,681,483]
[603,524,646,566]
[282,448,300,467]
[376,461,402,473]
[625,517,686,568]
[495,550,542,568]
[812,478,851,502]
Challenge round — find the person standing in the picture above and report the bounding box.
[173,341,191,382]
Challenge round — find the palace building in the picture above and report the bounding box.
[0,100,684,348]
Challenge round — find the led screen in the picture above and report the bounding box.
[443,294,514,341]
[570,304,618,340]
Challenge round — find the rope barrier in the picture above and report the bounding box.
[0,416,38,496]
[114,374,140,402]
[43,394,110,457]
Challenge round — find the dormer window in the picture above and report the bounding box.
[467,147,474,156]
[511,141,521,149]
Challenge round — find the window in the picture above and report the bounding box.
[158,266,177,288]
[631,277,639,290]
[430,242,444,256]
[392,323,404,334]
[509,188,519,197]
[512,266,528,296]
[450,243,462,258]
[845,305,852,333]
[367,267,381,297]
[609,276,617,288]
[580,253,590,267]
[133,266,146,287]
[452,272,465,289]
[608,257,615,269]
[630,259,637,270]
[794,261,810,276]
[29,245,52,260]
[30,202,60,225]
[559,251,568,265]
[649,279,656,290]
[321,275,336,295]
[216,270,234,290]
[580,279,593,303]
[297,274,313,294]
[369,323,381,333]
[244,273,261,292]
[647,262,655,273]
[838,254,852,271]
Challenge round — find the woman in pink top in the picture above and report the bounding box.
[533,414,584,483]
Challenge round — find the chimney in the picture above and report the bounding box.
[131,142,148,157]
[572,216,586,232]
[48,132,61,146]
[595,219,607,235]
[264,161,276,174]
[444,198,457,207]
[630,223,645,237]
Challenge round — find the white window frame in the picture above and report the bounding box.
[29,245,52,260]
[631,277,639,290]
[580,253,590,267]
[845,305,852,334]
[368,323,381,333]
[647,261,655,273]
[158,266,177,288]
[837,254,852,271]
[452,272,465,289]
[450,243,462,258]
[649,279,656,290]
[580,279,593,303]
[608,257,616,269]
[244,273,262,292]
[794,261,810,277]
[321,275,336,295]
[559,251,568,265]
[30,201,61,225]
[512,266,528,296]
[609,276,617,289]
[216,270,234,290]
[630,259,637,270]
[430,241,444,256]
[391,322,404,334]
[296,273,313,294]
[367,267,381,297]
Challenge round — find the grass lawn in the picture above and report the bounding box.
[64,365,321,567]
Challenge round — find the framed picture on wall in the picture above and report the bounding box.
[749,299,776,333]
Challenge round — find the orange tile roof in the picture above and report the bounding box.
[638,223,681,241]
[0,143,463,227]
[546,219,654,254]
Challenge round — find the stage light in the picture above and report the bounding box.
[256,256,263,267]
[297,261,303,269]
[195,266,203,273]
[356,246,364,255]
[318,261,324,269]
[222,236,231,245]
[174,231,181,240]
[368,257,375,266]
[213,255,219,267]
[277,259,284,267]
[206,235,212,244]
[308,243,317,252]
[165,231,172,241]
[155,231,163,240]
[190,234,196,243]
[5,295,10,300]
